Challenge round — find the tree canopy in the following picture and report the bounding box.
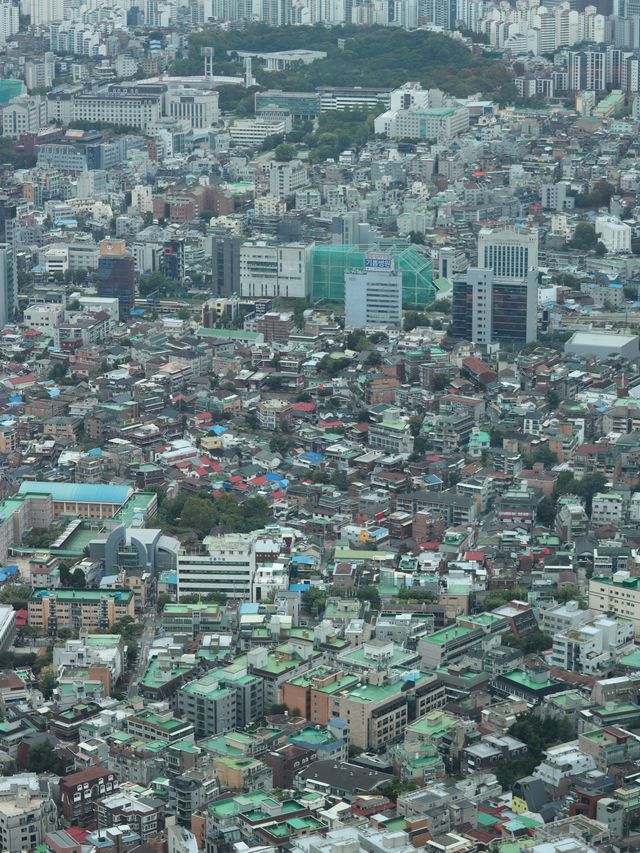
[173,26,515,101]
[159,491,269,536]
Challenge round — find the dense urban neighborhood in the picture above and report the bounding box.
[2,1,640,853]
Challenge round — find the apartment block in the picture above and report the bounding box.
[28,589,135,635]
[589,573,640,636]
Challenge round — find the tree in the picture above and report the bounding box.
[27,742,58,774]
[432,373,449,392]
[545,389,560,409]
[157,593,171,613]
[245,410,260,430]
[39,665,57,700]
[270,703,288,714]
[181,496,216,537]
[48,363,68,383]
[536,495,556,526]
[0,585,32,609]
[490,427,505,447]
[382,779,419,801]
[554,584,586,608]
[502,630,553,654]
[274,143,296,161]
[570,221,598,251]
[270,433,296,455]
[533,445,557,468]
[357,586,381,610]
[553,471,606,515]
[595,241,607,257]
[408,231,425,244]
[409,414,424,438]
[302,587,327,617]
[482,587,528,610]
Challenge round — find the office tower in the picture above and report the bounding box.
[452,267,537,346]
[0,244,15,329]
[345,255,403,329]
[477,225,539,280]
[210,235,240,298]
[160,239,185,281]
[97,239,135,314]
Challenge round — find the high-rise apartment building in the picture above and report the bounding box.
[0,0,18,42]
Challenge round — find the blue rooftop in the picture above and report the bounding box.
[18,481,132,504]
[300,451,325,463]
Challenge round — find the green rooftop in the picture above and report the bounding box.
[130,711,192,733]
[499,669,558,690]
[30,588,133,602]
[181,671,233,700]
[406,710,459,740]
[290,727,336,746]
[592,575,640,590]
[141,657,195,690]
[421,624,477,644]
[347,671,432,704]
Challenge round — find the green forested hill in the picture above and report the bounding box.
[172,25,515,102]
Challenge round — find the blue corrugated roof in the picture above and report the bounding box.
[300,451,324,463]
[18,481,132,504]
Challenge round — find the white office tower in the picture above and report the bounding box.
[29,0,64,25]
[0,245,16,330]
[165,88,219,131]
[345,255,403,329]
[477,225,539,281]
[0,0,18,42]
